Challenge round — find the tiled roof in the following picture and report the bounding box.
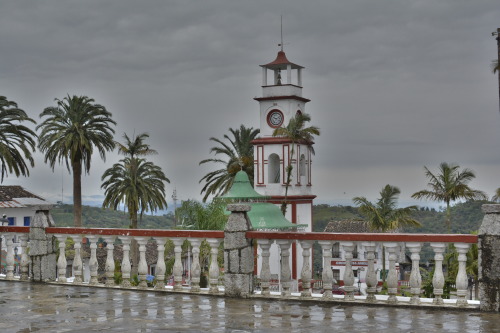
[0,186,50,208]
[324,219,402,233]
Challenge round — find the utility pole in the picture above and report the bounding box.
[171,188,177,227]
[492,28,500,112]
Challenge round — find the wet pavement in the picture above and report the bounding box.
[1,281,500,333]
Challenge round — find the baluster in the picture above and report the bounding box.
[258,239,273,296]
[430,242,446,305]
[87,236,99,285]
[172,238,185,291]
[363,242,378,302]
[55,235,67,283]
[407,242,422,305]
[342,242,355,301]
[5,234,15,280]
[72,235,83,284]
[154,237,167,290]
[207,238,222,294]
[103,236,116,287]
[384,242,399,304]
[276,240,292,297]
[118,236,132,287]
[188,238,201,292]
[19,234,29,281]
[317,240,333,299]
[299,240,313,298]
[135,237,149,289]
[455,243,470,307]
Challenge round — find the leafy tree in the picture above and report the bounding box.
[0,96,37,182]
[199,125,259,202]
[272,112,320,215]
[492,188,500,202]
[38,95,116,227]
[411,162,487,233]
[353,184,421,283]
[176,198,228,231]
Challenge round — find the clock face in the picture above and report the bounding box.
[268,110,284,128]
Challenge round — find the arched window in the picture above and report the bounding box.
[268,154,280,184]
[299,154,306,177]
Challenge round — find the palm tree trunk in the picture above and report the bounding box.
[281,144,295,216]
[72,159,82,227]
[446,201,451,233]
[129,206,139,276]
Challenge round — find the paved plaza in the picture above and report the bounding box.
[0,281,499,332]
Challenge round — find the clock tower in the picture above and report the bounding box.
[252,49,316,279]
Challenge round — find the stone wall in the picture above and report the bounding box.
[29,208,57,281]
[479,204,500,311]
[224,204,254,297]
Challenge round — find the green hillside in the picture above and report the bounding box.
[312,200,489,234]
[51,204,175,229]
[51,200,488,234]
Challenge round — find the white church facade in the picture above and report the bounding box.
[252,49,316,282]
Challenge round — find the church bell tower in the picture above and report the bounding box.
[252,49,316,234]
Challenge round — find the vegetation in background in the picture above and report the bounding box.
[199,125,259,202]
[353,184,421,283]
[412,162,488,233]
[37,95,116,227]
[0,96,37,182]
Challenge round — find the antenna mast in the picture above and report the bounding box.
[280,15,284,51]
[172,188,178,227]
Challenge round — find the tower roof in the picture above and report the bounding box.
[220,171,305,230]
[220,171,267,201]
[261,51,304,70]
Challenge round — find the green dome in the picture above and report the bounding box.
[221,171,305,230]
[220,171,267,201]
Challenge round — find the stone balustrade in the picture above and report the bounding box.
[1,204,500,312]
[250,231,477,308]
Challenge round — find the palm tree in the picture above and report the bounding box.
[199,125,259,202]
[492,188,500,202]
[37,95,116,227]
[272,112,320,215]
[492,60,500,74]
[353,185,421,232]
[353,184,421,283]
[116,132,158,159]
[101,157,169,229]
[411,162,487,233]
[0,96,37,182]
[115,132,158,222]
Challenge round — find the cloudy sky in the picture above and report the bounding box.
[1,0,499,211]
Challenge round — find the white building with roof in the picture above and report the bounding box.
[0,186,53,269]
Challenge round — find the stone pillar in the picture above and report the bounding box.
[55,235,68,283]
[87,235,99,285]
[224,204,254,298]
[188,238,201,292]
[479,204,500,311]
[29,208,57,282]
[364,242,378,302]
[72,235,83,284]
[258,239,273,296]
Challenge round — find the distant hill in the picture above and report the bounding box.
[52,200,488,234]
[313,200,489,234]
[51,204,175,229]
